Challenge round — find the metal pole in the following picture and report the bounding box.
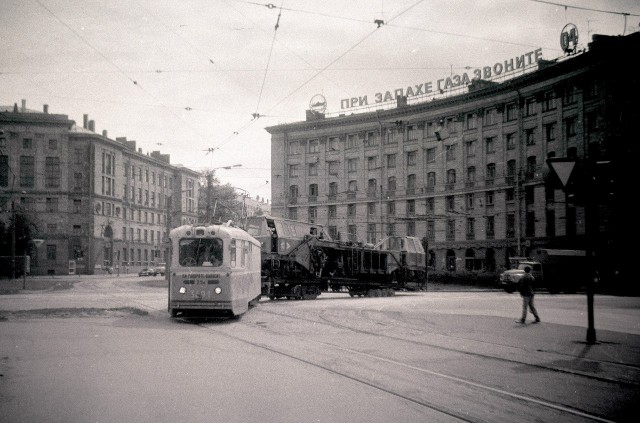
[11,200,16,281]
[584,159,597,344]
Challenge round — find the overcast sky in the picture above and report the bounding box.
[2,0,639,201]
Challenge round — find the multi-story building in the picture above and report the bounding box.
[1,102,199,275]
[266,33,638,283]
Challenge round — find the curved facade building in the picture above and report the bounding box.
[266,33,638,287]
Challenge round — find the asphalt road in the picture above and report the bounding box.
[1,275,639,423]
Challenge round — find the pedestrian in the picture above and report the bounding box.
[517,266,541,324]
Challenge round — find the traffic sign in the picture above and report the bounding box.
[546,158,577,189]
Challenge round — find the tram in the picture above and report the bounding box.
[167,222,262,317]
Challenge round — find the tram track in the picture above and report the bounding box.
[190,307,619,423]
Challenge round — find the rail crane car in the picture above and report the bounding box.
[246,216,427,300]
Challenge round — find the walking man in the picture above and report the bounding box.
[517,266,541,324]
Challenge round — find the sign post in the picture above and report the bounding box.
[547,158,597,344]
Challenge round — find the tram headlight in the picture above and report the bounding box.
[179,287,186,294]
[214,287,222,295]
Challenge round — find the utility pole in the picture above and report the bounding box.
[206,172,213,224]
[11,199,16,281]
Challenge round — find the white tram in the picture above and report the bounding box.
[167,222,262,317]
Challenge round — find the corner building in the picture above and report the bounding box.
[1,104,199,275]
[266,33,638,285]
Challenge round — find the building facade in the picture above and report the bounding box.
[266,33,638,285]
[1,103,199,276]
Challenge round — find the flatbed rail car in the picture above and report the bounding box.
[246,215,427,299]
[167,222,262,317]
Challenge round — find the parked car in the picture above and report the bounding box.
[138,267,157,277]
[156,265,166,276]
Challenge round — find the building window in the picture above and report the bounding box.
[23,138,32,149]
[407,126,419,141]
[447,219,456,241]
[426,172,436,189]
[406,221,416,236]
[445,144,456,161]
[367,202,376,217]
[348,224,357,241]
[73,199,82,213]
[526,156,537,178]
[506,133,516,150]
[288,207,297,220]
[309,183,318,197]
[328,137,339,151]
[348,203,356,217]
[426,197,434,213]
[348,158,358,172]
[542,90,556,112]
[407,174,416,193]
[289,164,299,177]
[546,210,555,237]
[525,128,536,146]
[0,155,8,187]
[347,134,359,149]
[446,195,455,212]
[506,213,516,238]
[289,141,300,155]
[367,156,377,170]
[364,131,378,147]
[308,139,320,153]
[426,148,436,163]
[466,218,475,239]
[386,153,396,168]
[19,156,35,187]
[48,139,57,150]
[367,224,377,243]
[466,166,476,184]
[525,97,536,116]
[387,176,396,192]
[563,85,577,105]
[525,185,534,204]
[505,103,517,121]
[486,216,495,238]
[308,162,318,176]
[46,197,58,212]
[387,201,395,216]
[328,182,338,198]
[367,178,377,196]
[506,160,517,181]
[484,108,497,125]
[289,185,299,198]
[407,199,415,216]
[407,151,417,166]
[466,193,474,210]
[526,211,535,237]
[328,161,339,175]
[545,122,556,143]
[328,205,337,218]
[486,163,496,183]
[348,180,357,192]
[308,206,317,221]
[465,140,476,157]
[485,137,495,154]
[486,191,494,206]
[46,245,57,260]
[427,220,435,241]
[565,116,578,139]
[446,169,456,185]
[387,223,395,237]
[466,113,477,130]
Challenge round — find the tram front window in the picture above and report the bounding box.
[179,238,223,267]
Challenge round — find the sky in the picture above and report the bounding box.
[2,0,639,202]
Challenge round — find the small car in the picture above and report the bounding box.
[138,267,157,277]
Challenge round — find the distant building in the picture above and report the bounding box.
[0,102,199,275]
[266,33,639,286]
[238,194,271,217]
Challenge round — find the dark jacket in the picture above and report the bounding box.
[518,273,535,296]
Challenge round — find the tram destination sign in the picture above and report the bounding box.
[340,48,543,110]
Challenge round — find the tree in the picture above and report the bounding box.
[197,170,243,224]
[0,211,39,256]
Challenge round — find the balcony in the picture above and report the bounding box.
[406,188,416,196]
[445,183,456,191]
[308,195,318,203]
[289,197,298,204]
[328,194,337,201]
[465,181,475,188]
[424,185,435,193]
[347,192,356,200]
[485,178,494,186]
[385,190,396,198]
[367,190,377,199]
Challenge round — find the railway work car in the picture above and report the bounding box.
[167,222,262,317]
[246,215,427,299]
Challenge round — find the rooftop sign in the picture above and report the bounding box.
[340,48,543,110]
